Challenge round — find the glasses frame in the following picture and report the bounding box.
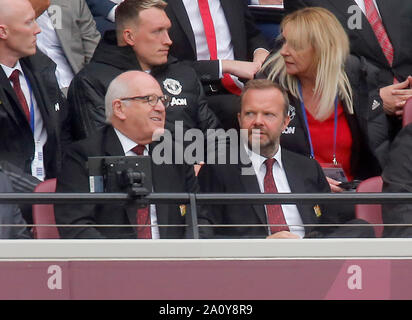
[119,94,171,108]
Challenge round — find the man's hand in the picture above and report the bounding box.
[380,76,412,117]
[253,48,270,69]
[266,231,300,239]
[326,176,344,193]
[221,60,262,80]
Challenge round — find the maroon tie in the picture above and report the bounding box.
[264,158,289,234]
[131,144,152,239]
[197,0,242,95]
[364,0,394,66]
[9,69,31,122]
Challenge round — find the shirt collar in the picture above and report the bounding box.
[1,60,23,79]
[244,143,284,173]
[114,128,147,155]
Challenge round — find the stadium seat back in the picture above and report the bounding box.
[355,176,384,238]
[32,178,60,239]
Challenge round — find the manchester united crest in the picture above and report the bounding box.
[163,78,182,95]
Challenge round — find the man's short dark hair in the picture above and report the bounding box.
[115,0,167,33]
[241,79,290,117]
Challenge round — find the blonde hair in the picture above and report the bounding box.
[262,7,353,121]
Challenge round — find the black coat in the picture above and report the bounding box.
[0,50,71,178]
[67,30,221,140]
[382,124,412,238]
[54,125,199,239]
[198,146,373,238]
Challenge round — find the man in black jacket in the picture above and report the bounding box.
[382,123,412,238]
[69,0,220,140]
[55,70,198,239]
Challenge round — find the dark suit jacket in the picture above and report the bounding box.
[197,146,371,239]
[54,125,199,239]
[0,51,70,178]
[85,0,116,34]
[284,0,412,85]
[0,172,31,239]
[165,0,269,84]
[382,123,412,237]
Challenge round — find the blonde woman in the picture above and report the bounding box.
[260,7,385,192]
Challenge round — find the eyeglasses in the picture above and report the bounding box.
[120,94,171,108]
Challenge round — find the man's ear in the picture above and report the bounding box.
[112,99,127,121]
[282,115,291,131]
[0,25,8,40]
[123,28,135,46]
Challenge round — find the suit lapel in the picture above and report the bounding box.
[103,127,139,232]
[103,126,126,156]
[168,0,197,55]
[148,143,173,236]
[238,147,267,225]
[281,149,319,226]
[20,60,49,119]
[326,0,388,66]
[281,149,306,193]
[376,0,401,63]
[0,68,26,127]
[220,0,242,57]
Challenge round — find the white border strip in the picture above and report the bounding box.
[1,239,412,260]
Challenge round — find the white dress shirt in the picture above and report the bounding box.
[36,11,75,90]
[1,62,47,181]
[182,0,245,88]
[245,144,305,238]
[114,128,160,239]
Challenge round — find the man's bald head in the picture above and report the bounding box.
[105,70,167,145]
[0,0,41,66]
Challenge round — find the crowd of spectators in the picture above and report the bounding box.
[0,0,411,239]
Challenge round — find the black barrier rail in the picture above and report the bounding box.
[0,192,412,204]
[0,192,412,239]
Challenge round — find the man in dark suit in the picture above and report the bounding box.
[284,0,412,136]
[198,79,373,239]
[165,0,270,129]
[381,123,412,238]
[0,0,70,187]
[55,70,198,239]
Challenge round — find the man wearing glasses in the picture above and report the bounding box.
[55,70,199,239]
[68,0,220,141]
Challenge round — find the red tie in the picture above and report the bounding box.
[264,158,289,234]
[364,0,394,66]
[9,70,31,122]
[132,144,152,239]
[197,0,242,96]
